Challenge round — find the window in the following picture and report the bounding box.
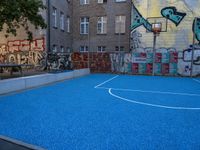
[52,7,57,28]
[66,16,70,33]
[80,46,88,52]
[60,12,64,31]
[80,17,89,34]
[52,45,57,53]
[80,0,89,5]
[98,0,107,3]
[115,15,126,33]
[97,16,107,34]
[97,46,106,52]
[115,0,126,2]
[67,47,71,53]
[115,46,124,51]
[61,46,64,52]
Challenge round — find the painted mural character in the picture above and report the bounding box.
[131,5,152,31]
[161,7,186,26]
[193,18,200,43]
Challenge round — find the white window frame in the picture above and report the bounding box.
[115,15,126,33]
[115,0,126,2]
[97,46,106,52]
[80,0,89,5]
[61,46,64,53]
[97,16,107,34]
[80,17,89,34]
[98,0,103,3]
[66,47,71,53]
[52,7,57,28]
[60,12,64,31]
[66,16,70,33]
[52,45,57,53]
[80,46,88,52]
[115,46,124,51]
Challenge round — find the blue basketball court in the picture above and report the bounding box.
[0,74,200,150]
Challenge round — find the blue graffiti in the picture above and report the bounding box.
[131,5,152,31]
[183,45,200,65]
[193,18,200,43]
[161,7,186,26]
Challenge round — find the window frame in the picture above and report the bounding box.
[97,46,106,52]
[79,46,89,52]
[66,16,70,33]
[52,7,57,28]
[97,16,107,34]
[80,0,89,5]
[80,17,89,34]
[60,11,65,31]
[115,15,126,34]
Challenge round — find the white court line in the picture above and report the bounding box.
[96,87,200,97]
[193,79,200,84]
[109,88,200,110]
[94,75,119,88]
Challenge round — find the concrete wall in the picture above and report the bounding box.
[0,68,90,95]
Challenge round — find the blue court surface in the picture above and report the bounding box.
[0,74,200,150]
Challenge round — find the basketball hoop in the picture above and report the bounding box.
[152,22,162,76]
[152,23,162,36]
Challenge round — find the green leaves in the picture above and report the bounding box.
[0,0,47,40]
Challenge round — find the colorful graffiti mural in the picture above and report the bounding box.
[0,38,46,69]
[72,52,111,72]
[47,53,72,71]
[131,1,200,76]
[161,7,186,26]
[131,5,152,31]
[193,18,200,43]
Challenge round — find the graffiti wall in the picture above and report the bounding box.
[72,52,111,72]
[0,38,46,69]
[131,0,200,76]
[70,52,178,76]
[47,53,72,71]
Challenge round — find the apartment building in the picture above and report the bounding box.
[72,0,132,52]
[0,0,132,56]
[0,0,73,65]
[48,0,73,53]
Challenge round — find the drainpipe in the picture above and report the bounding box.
[46,0,51,70]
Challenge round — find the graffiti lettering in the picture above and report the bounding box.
[193,18,200,43]
[47,53,72,71]
[0,45,8,56]
[0,38,46,69]
[131,5,152,31]
[161,7,186,26]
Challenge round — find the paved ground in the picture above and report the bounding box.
[0,137,44,150]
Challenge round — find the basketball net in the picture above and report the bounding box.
[152,23,162,36]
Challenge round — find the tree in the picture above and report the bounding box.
[0,0,47,40]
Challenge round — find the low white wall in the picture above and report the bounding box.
[0,68,90,95]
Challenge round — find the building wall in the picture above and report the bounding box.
[72,0,132,52]
[131,0,200,76]
[131,0,200,50]
[0,0,73,66]
[49,0,73,52]
[0,0,47,65]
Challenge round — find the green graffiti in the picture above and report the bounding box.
[161,7,186,26]
[131,5,152,31]
[193,18,200,43]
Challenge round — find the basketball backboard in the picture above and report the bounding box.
[146,17,168,33]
